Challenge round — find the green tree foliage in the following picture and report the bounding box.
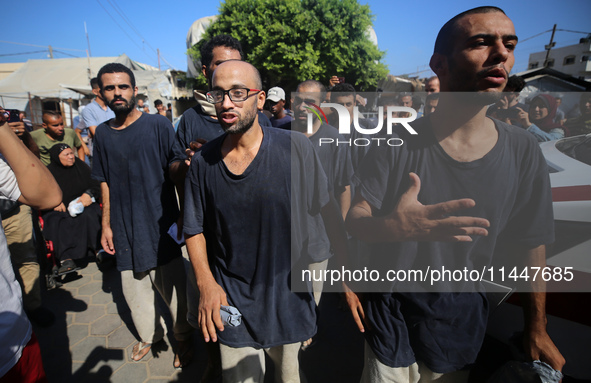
[188,0,388,91]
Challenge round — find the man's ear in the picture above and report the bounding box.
[257,91,266,110]
[429,53,447,78]
[202,65,208,79]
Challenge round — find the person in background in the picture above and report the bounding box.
[424,76,440,94]
[267,87,293,127]
[565,92,591,136]
[92,63,193,367]
[42,143,101,274]
[517,94,565,142]
[31,111,83,166]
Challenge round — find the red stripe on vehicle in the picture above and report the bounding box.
[552,185,591,202]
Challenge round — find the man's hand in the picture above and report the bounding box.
[198,279,229,343]
[184,139,207,166]
[79,193,93,207]
[347,172,490,242]
[54,202,66,212]
[383,172,489,242]
[515,107,531,128]
[101,226,116,255]
[328,75,340,88]
[343,282,366,333]
[523,327,565,371]
[8,121,25,137]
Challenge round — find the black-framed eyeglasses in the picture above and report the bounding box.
[206,88,261,104]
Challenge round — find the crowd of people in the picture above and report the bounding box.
[3,4,589,383]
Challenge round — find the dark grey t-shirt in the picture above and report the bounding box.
[184,126,329,348]
[353,117,554,372]
[92,113,184,272]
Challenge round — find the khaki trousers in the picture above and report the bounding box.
[2,205,41,311]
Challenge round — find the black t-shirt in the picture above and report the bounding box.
[176,105,225,151]
[353,116,554,372]
[184,126,328,347]
[92,113,184,272]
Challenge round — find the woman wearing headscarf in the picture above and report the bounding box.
[42,143,101,273]
[517,94,566,142]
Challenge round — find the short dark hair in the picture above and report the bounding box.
[200,34,244,68]
[298,80,326,102]
[505,75,525,93]
[378,94,400,107]
[97,63,136,89]
[42,110,62,124]
[330,83,356,101]
[90,77,99,89]
[154,99,163,106]
[434,6,506,56]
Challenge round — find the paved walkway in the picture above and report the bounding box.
[34,259,208,383]
[32,254,368,383]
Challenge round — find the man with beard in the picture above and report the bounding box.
[91,63,194,367]
[183,60,344,382]
[31,111,83,165]
[345,6,564,382]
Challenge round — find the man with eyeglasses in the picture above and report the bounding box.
[183,60,347,382]
[91,63,194,368]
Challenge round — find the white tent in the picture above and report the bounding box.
[0,54,173,125]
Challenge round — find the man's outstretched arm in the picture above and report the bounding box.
[346,172,490,243]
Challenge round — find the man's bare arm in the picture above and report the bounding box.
[338,185,351,221]
[88,125,98,138]
[186,233,228,343]
[100,182,115,255]
[346,172,490,243]
[0,121,61,209]
[519,245,565,371]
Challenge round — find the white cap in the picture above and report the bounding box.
[267,87,285,102]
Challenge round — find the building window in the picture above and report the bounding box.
[582,55,590,62]
[529,62,539,69]
[563,55,576,65]
[547,59,555,67]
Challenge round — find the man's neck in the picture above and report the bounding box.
[44,132,62,141]
[429,94,499,162]
[221,123,264,175]
[110,109,142,130]
[274,109,286,120]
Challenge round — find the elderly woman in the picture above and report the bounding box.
[42,143,101,273]
[517,94,566,142]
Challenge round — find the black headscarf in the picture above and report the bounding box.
[47,144,100,206]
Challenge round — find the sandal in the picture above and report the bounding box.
[57,259,78,275]
[131,341,152,362]
[174,339,194,369]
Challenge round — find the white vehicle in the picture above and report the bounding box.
[487,134,591,381]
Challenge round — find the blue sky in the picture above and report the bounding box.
[1,0,589,81]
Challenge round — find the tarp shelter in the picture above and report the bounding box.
[186,15,218,78]
[0,54,173,126]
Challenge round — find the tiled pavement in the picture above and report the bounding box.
[33,258,208,383]
[32,252,369,383]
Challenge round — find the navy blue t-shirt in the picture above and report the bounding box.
[92,113,184,272]
[176,105,224,151]
[184,126,329,348]
[353,117,554,372]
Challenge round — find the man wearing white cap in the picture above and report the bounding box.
[267,86,293,127]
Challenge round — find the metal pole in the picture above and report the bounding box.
[49,45,53,59]
[157,48,161,70]
[543,24,557,68]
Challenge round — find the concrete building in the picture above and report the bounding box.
[528,36,591,80]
